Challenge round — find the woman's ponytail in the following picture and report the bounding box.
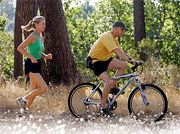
[21,20,34,31]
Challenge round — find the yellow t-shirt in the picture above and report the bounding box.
[88,31,122,62]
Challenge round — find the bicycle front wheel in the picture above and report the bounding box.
[128,84,168,122]
[68,83,102,118]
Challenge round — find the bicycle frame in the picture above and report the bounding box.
[83,71,149,107]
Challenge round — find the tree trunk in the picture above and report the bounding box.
[14,0,38,79]
[133,0,146,47]
[14,0,23,79]
[38,0,82,85]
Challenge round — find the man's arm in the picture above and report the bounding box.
[113,48,136,64]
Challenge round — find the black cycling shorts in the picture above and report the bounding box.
[91,58,113,76]
[25,58,41,75]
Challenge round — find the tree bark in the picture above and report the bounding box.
[133,0,146,47]
[14,0,23,79]
[14,0,38,79]
[38,0,82,85]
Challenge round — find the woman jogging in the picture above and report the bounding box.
[16,16,52,113]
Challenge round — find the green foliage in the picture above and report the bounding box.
[63,0,99,81]
[137,38,156,61]
[0,13,7,31]
[0,31,14,78]
[0,0,15,31]
[144,0,180,67]
[0,0,14,79]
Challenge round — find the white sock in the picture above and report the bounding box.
[22,97,27,102]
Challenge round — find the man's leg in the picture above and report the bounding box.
[108,59,127,87]
[99,72,114,108]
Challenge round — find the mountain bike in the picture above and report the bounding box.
[68,62,168,122]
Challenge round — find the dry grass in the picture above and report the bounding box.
[0,81,179,115]
[138,61,180,115]
[0,81,72,114]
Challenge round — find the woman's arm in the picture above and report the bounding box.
[41,52,52,60]
[41,36,52,60]
[17,33,37,63]
[41,53,47,59]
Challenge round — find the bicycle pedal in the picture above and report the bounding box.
[109,87,119,94]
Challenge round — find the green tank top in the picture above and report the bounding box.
[27,31,45,59]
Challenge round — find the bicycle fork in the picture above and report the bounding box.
[135,77,149,106]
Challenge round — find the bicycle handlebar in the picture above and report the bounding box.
[131,61,143,74]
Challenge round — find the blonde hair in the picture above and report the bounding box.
[21,16,45,31]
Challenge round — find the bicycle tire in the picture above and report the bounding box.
[68,83,102,118]
[128,84,168,122]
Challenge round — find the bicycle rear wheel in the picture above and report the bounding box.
[68,83,102,119]
[128,84,168,122]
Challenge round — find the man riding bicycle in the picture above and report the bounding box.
[88,21,137,115]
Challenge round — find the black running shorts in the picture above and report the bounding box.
[91,58,113,76]
[25,58,41,75]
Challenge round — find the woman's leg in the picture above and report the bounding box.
[24,72,48,102]
[25,76,37,109]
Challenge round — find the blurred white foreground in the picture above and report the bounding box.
[0,109,179,134]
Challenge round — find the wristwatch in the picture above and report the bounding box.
[128,57,133,64]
